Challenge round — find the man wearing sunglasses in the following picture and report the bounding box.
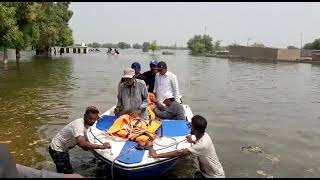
[154,61,181,105]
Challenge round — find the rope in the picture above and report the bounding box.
[89,127,113,155]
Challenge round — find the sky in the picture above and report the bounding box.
[69,2,320,48]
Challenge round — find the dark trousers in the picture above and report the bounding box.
[48,146,74,174]
[194,171,207,179]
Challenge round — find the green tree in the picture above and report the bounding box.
[0,3,23,62]
[187,34,214,55]
[33,2,74,55]
[102,43,117,48]
[303,38,320,50]
[149,40,159,55]
[9,2,43,60]
[132,43,142,49]
[118,42,131,49]
[88,42,101,48]
[142,42,150,52]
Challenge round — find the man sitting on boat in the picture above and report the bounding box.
[114,68,148,120]
[148,115,225,178]
[151,92,186,120]
[48,106,111,174]
[154,61,181,105]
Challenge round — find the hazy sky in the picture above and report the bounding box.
[69,2,320,48]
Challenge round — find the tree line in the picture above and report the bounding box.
[85,41,188,51]
[0,2,74,62]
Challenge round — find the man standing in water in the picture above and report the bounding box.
[148,115,225,178]
[49,106,111,174]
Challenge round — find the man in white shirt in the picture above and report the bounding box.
[49,106,111,174]
[153,61,181,105]
[148,115,225,178]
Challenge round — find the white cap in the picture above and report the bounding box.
[122,68,135,79]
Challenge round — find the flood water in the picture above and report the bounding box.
[1,49,320,177]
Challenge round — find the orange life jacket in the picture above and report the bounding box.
[108,114,161,142]
[148,92,156,120]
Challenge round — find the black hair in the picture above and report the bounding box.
[84,106,99,116]
[157,61,167,69]
[191,115,207,134]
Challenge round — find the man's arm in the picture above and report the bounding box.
[139,81,148,110]
[155,101,166,111]
[76,136,111,151]
[115,84,123,114]
[153,74,158,94]
[148,147,191,159]
[153,107,173,119]
[171,74,181,102]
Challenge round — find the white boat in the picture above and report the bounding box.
[86,104,193,178]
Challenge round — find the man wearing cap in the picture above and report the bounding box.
[154,61,181,105]
[151,92,186,120]
[141,60,158,92]
[49,106,111,174]
[114,68,148,119]
[131,62,144,80]
[119,62,144,86]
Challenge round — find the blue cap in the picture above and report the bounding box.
[131,62,141,72]
[150,60,158,65]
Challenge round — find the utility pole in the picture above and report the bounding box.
[204,26,207,54]
[300,33,303,49]
[204,26,207,44]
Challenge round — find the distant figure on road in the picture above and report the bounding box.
[54,48,56,56]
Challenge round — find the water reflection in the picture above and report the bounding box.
[1,50,320,177]
[0,56,74,167]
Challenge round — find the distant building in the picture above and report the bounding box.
[312,50,320,61]
[229,45,300,61]
[60,43,88,54]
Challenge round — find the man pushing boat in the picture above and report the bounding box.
[49,106,111,174]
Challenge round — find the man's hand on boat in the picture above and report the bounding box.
[148,147,157,157]
[100,142,112,149]
[114,106,121,115]
[186,135,196,144]
[76,136,111,150]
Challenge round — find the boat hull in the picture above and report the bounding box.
[92,149,179,178]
